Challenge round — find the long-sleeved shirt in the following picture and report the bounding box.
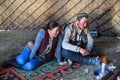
[62,22,93,53]
[29,29,62,63]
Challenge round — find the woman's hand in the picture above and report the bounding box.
[59,61,67,66]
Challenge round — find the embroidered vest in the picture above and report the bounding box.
[37,29,58,62]
[69,23,88,48]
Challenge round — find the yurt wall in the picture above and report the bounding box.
[0,0,120,33]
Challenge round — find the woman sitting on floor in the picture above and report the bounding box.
[1,21,67,70]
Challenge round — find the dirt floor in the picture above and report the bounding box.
[0,30,120,80]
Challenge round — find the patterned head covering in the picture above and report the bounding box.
[77,13,88,20]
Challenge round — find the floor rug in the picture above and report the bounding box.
[0,59,80,80]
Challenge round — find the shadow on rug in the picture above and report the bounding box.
[0,59,80,80]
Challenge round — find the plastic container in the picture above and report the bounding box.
[94,56,101,76]
[101,62,106,74]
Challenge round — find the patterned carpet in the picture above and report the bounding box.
[0,59,80,80]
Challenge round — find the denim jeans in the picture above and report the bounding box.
[16,47,44,70]
[22,56,44,70]
[62,45,99,65]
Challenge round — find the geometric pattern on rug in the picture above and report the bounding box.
[0,59,80,80]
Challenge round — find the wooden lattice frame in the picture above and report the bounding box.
[0,0,120,32]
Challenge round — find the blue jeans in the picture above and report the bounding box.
[22,56,44,70]
[16,47,44,70]
[62,45,99,64]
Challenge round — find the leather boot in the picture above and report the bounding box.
[8,53,19,60]
[1,60,12,68]
[11,60,23,69]
[1,58,22,69]
[9,58,23,69]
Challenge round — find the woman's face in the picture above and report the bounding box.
[77,17,88,29]
[48,26,59,37]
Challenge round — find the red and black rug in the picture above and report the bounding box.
[0,59,80,80]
